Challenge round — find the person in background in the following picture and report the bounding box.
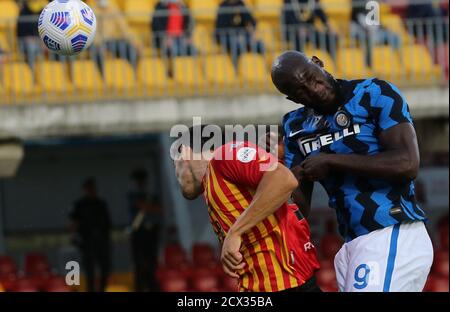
[405,0,448,44]
[350,0,400,66]
[127,168,162,292]
[88,0,143,71]
[69,177,112,292]
[282,0,338,58]
[16,0,47,70]
[215,0,265,66]
[151,0,196,57]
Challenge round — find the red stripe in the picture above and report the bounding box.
[270,229,291,289]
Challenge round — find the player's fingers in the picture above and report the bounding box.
[222,263,239,278]
[224,252,242,266]
[223,254,245,271]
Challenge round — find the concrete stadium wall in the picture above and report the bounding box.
[0,87,448,140]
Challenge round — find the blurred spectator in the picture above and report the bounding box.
[282,0,338,58]
[69,177,111,292]
[151,0,196,57]
[89,0,143,71]
[215,0,265,66]
[127,168,163,292]
[350,0,400,66]
[16,0,47,70]
[405,0,448,44]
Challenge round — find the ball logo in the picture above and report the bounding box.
[50,12,72,31]
[237,147,257,163]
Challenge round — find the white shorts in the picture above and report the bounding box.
[334,221,433,292]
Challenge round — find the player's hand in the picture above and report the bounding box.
[298,153,331,181]
[221,232,245,278]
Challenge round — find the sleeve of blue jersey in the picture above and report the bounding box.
[371,79,413,131]
[282,110,305,169]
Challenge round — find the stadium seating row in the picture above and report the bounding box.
[0,252,70,292]
[0,43,444,105]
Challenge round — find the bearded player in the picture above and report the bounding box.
[172,125,320,292]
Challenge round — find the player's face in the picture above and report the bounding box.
[285,57,337,115]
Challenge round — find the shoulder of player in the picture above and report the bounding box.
[283,108,307,128]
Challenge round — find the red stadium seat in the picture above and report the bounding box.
[192,243,217,266]
[220,275,239,292]
[163,244,188,268]
[159,276,189,292]
[24,252,51,276]
[320,235,343,260]
[11,277,39,292]
[320,219,343,260]
[0,256,17,278]
[316,260,338,291]
[44,276,71,292]
[0,274,18,292]
[191,273,219,292]
[432,250,449,279]
[424,275,449,292]
[156,265,192,284]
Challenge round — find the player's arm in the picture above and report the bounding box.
[291,167,314,218]
[221,162,298,277]
[300,81,419,182]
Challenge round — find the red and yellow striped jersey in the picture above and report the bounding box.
[202,141,320,292]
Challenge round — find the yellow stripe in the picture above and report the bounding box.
[206,174,233,229]
[265,236,284,291]
[252,241,272,292]
[223,179,270,239]
[209,166,241,220]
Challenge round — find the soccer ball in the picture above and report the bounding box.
[38,0,97,56]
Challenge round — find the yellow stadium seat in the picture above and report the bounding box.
[71,60,104,93]
[137,57,171,93]
[172,57,206,93]
[254,0,283,20]
[36,61,73,95]
[255,21,280,52]
[0,0,19,30]
[337,48,372,79]
[305,48,337,76]
[238,53,269,88]
[0,32,9,52]
[402,44,442,84]
[193,25,219,54]
[382,14,414,45]
[204,54,236,88]
[125,0,156,26]
[103,59,136,93]
[190,0,218,23]
[106,285,131,292]
[372,46,404,84]
[321,0,351,22]
[2,62,36,96]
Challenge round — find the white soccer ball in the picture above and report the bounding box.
[38,0,97,56]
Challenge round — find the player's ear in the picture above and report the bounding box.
[311,56,324,68]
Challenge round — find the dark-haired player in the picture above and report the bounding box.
[272,51,433,292]
[172,126,320,292]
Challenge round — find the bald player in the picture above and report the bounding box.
[271,51,433,292]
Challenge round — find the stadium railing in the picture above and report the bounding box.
[0,2,448,105]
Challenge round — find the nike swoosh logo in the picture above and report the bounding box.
[289,129,303,137]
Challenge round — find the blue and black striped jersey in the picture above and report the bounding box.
[282,78,426,242]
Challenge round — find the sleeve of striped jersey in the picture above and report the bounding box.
[282,113,305,169]
[372,80,413,131]
[218,146,275,188]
